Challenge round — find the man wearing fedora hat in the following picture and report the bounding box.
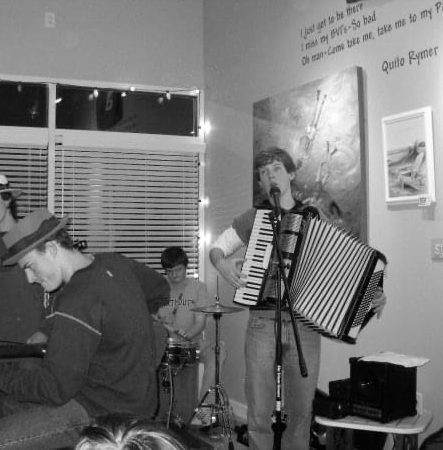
[0,174,44,343]
[0,208,170,449]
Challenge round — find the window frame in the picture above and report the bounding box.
[0,77,206,279]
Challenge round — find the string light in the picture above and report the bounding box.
[202,120,212,136]
[157,87,199,104]
[200,197,210,207]
[203,231,212,246]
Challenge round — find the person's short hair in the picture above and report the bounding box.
[75,413,186,450]
[254,146,297,181]
[160,246,188,269]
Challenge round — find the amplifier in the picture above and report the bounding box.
[329,378,351,403]
[350,357,417,423]
[313,396,350,419]
[312,388,350,420]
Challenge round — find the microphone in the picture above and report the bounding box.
[270,184,281,217]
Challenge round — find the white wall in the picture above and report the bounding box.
[203,0,443,439]
[0,0,203,88]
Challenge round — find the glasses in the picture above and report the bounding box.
[0,192,12,201]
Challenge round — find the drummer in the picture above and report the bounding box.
[157,246,223,426]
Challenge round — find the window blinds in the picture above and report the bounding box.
[0,145,48,217]
[53,145,200,273]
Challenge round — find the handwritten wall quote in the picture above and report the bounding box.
[300,1,442,74]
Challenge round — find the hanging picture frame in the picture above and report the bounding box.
[382,106,435,205]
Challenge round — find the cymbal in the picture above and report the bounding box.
[191,303,244,314]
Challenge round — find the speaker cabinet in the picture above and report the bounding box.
[350,357,417,422]
[329,378,351,403]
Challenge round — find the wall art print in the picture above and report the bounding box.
[382,106,435,205]
[253,66,367,240]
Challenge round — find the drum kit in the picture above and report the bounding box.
[157,290,243,449]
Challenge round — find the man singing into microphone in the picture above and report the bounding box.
[209,147,387,450]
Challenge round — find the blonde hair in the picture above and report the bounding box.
[75,414,186,450]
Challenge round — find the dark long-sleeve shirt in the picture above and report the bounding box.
[0,252,169,417]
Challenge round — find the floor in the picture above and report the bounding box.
[161,410,248,449]
[190,425,248,450]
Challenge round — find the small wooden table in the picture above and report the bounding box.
[315,410,433,450]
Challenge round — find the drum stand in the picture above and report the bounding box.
[156,356,189,429]
[188,296,242,450]
[163,363,184,429]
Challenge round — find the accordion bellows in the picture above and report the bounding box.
[234,209,387,343]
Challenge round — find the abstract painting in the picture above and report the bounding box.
[253,66,366,239]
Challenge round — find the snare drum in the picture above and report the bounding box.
[163,338,199,367]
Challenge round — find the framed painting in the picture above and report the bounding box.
[253,66,367,240]
[382,106,435,205]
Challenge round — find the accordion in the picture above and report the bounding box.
[233,209,387,343]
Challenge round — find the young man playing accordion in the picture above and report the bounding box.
[210,147,386,450]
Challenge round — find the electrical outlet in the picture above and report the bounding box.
[431,239,443,260]
[45,12,56,28]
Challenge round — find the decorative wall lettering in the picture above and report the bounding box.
[300,1,441,73]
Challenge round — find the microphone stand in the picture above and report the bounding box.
[269,206,308,450]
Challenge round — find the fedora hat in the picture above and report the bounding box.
[1,208,69,266]
[0,174,23,199]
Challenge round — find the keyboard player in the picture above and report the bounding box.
[209,146,387,450]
